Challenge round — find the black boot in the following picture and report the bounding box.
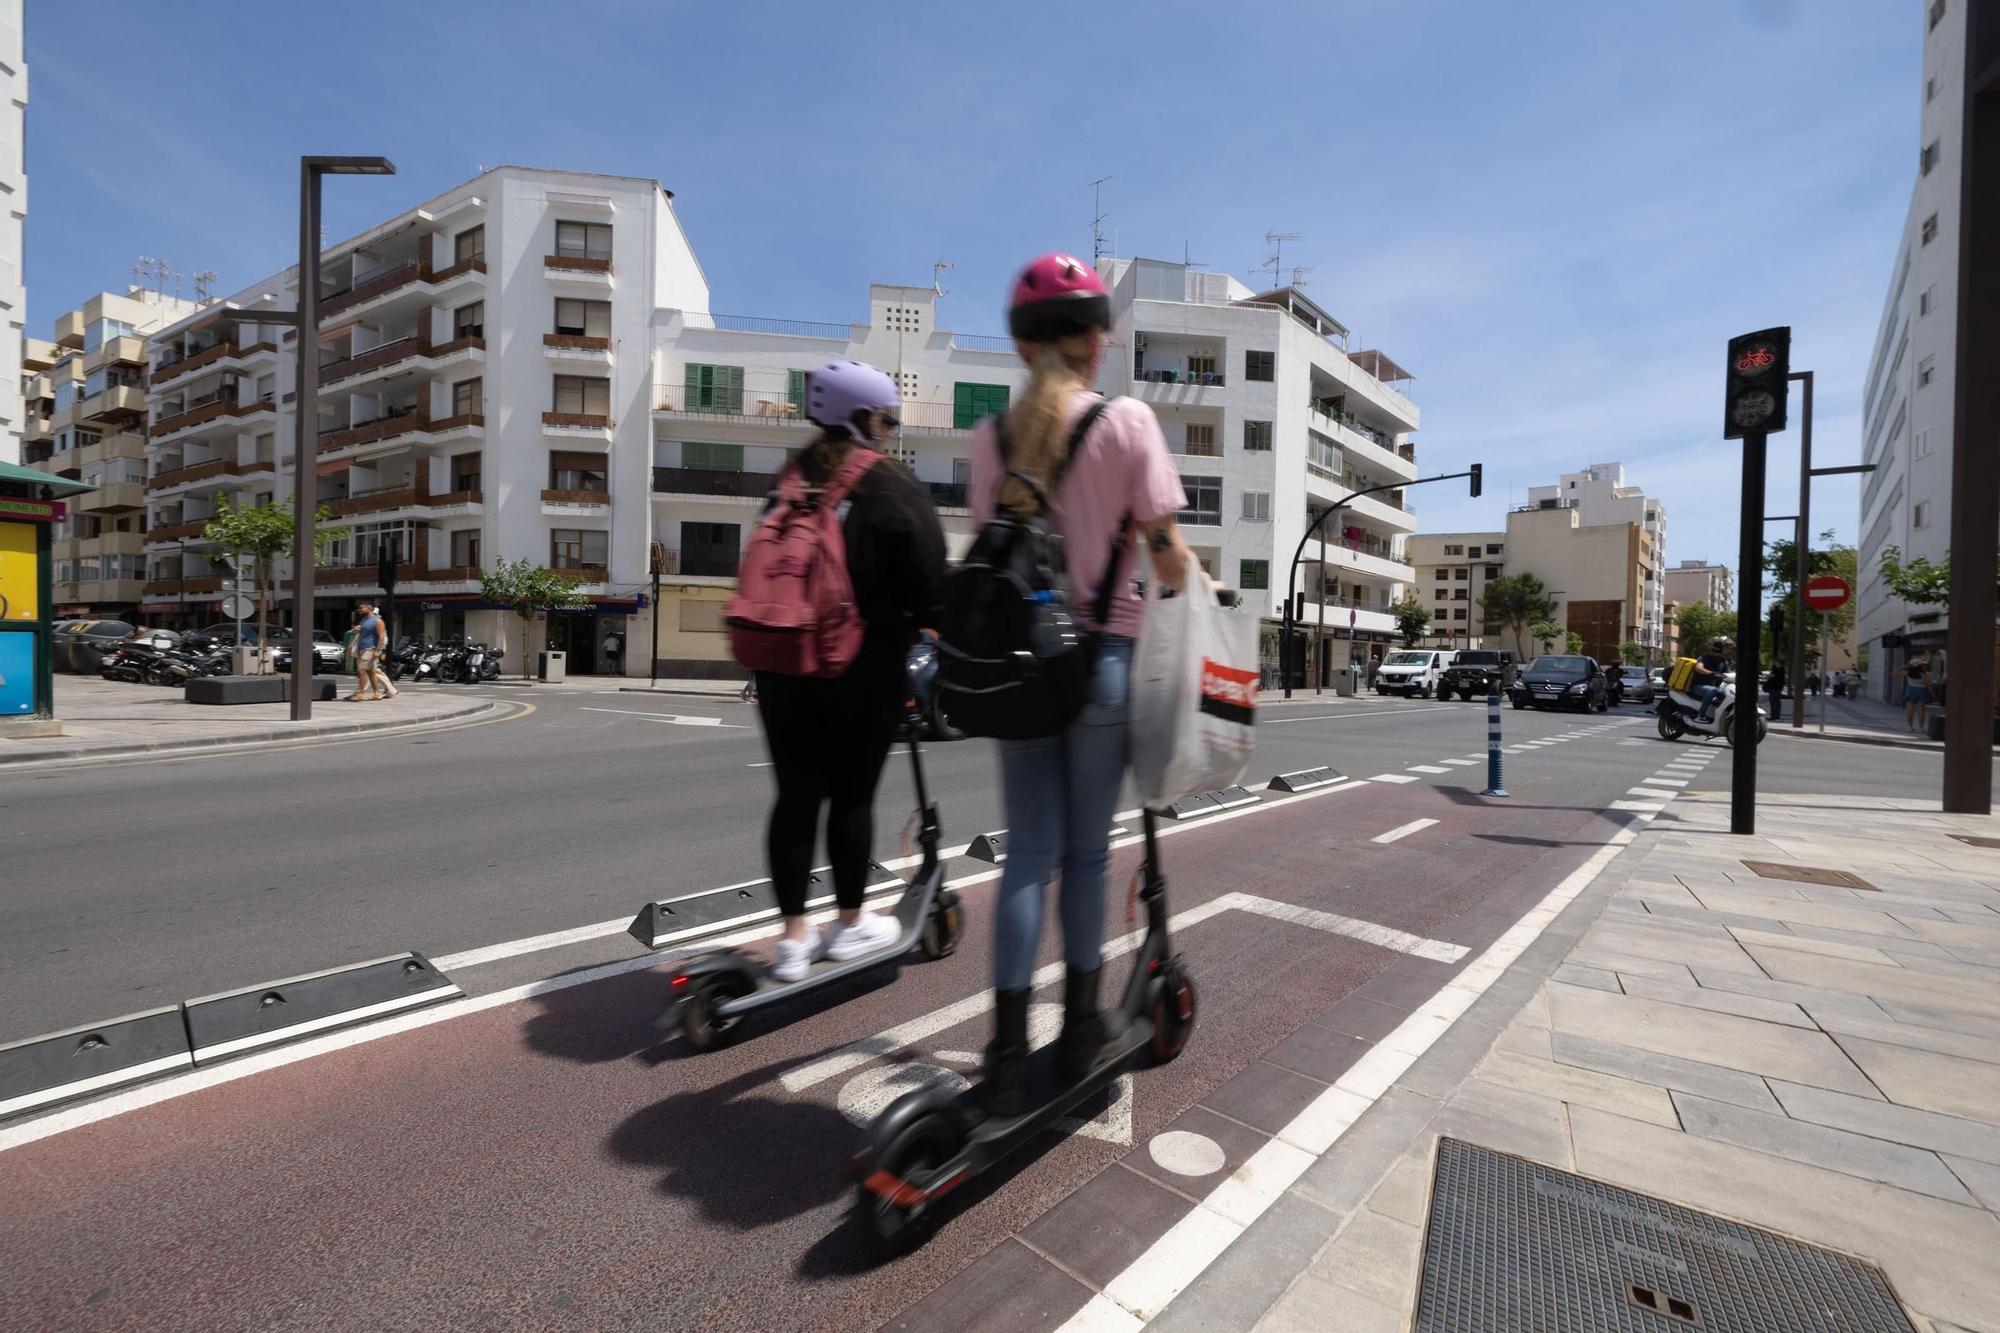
[980,988,1031,1117]
[1055,967,1128,1082]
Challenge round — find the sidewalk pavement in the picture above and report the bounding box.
[1769,690,1969,752]
[1158,791,2000,1333]
[0,675,501,764]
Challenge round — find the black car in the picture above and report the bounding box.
[1507,655,1611,712]
[1437,649,1516,701]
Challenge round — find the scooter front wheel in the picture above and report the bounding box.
[1149,961,1198,1063]
[859,1108,965,1253]
[680,975,752,1052]
[920,889,964,961]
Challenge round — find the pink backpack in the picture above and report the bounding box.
[726,449,880,678]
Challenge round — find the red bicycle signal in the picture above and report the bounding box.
[1735,345,1777,373]
[1802,574,1852,611]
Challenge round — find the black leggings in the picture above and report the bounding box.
[755,640,906,918]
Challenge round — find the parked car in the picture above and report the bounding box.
[1507,655,1611,712]
[1373,649,1456,698]
[1436,649,1516,700]
[271,630,345,674]
[1629,666,1669,705]
[51,619,137,673]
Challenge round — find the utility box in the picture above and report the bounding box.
[1334,664,1358,698]
[538,650,567,683]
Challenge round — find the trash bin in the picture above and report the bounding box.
[538,649,567,683]
[1334,664,1358,698]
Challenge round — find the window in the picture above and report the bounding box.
[1922,213,1939,245]
[450,528,481,568]
[1178,477,1223,526]
[254,432,275,463]
[554,374,611,416]
[1914,427,1934,458]
[453,377,483,417]
[1453,608,1467,621]
[682,441,744,471]
[679,521,740,576]
[342,521,418,566]
[1919,285,1936,317]
[1241,490,1271,521]
[953,382,1010,429]
[451,452,482,491]
[1443,544,1463,556]
[1239,559,1269,590]
[685,363,743,413]
[1921,140,1941,176]
[1184,423,1217,457]
[554,220,612,261]
[1244,349,1274,382]
[1927,74,1940,103]
[1467,546,1482,558]
[1453,589,1468,601]
[1914,500,1932,529]
[788,368,808,416]
[1930,0,1945,30]
[554,298,610,339]
[454,225,485,264]
[1434,571,1449,583]
[1487,544,1503,556]
[953,457,972,486]
[549,451,607,492]
[454,302,484,339]
[1918,355,1936,388]
[84,318,137,352]
[1454,568,1469,580]
[1485,565,1502,578]
[1243,420,1273,451]
[1185,352,1216,376]
[550,528,609,569]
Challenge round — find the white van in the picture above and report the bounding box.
[1374,649,1457,698]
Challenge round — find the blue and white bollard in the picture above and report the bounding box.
[1483,692,1510,797]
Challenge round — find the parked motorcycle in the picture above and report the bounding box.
[1657,674,1766,747]
[383,638,425,683]
[460,641,502,682]
[413,642,451,684]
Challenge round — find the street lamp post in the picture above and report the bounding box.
[290,157,395,720]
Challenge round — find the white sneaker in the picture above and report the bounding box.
[771,927,824,983]
[826,912,900,961]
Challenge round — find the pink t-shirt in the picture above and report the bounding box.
[969,392,1187,637]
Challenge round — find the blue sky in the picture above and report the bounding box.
[25,0,1917,576]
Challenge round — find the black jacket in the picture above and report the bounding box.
[789,449,947,644]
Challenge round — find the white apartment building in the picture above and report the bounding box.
[1406,531,1507,648]
[1856,0,1965,700]
[1662,559,1733,614]
[1097,259,1420,684]
[0,0,25,465]
[1521,463,1666,651]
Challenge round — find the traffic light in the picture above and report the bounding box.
[1290,591,1306,623]
[1769,603,1787,650]
[1468,463,1483,498]
[1724,326,1791,440]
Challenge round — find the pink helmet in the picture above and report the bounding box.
[1008,253,1110,342]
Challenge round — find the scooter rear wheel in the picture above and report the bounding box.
[1149,962,1198,1063]
[860,1110,965,1253]
[920,890,964,961]
[1658,710,1686,741]
[681,974,752,1052]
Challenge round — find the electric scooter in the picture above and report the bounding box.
[848,806,1198,1253]
[653,646,964,1052]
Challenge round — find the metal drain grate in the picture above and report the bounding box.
[1741,860,1878,891]
[1411,1139,1916,1332]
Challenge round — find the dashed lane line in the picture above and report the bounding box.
[1370,818,1439,845]
[1406,765,1450,774]
[1367,773,1420,785]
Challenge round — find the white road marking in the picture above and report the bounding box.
[1065,809,1650,1329]
[1370,818,1439,845]
[1610,799,1669,812]
[577,706,747,728]
[1638,776,1689,788]
[1150,1131,1227,1178]
[1406,765,1450,774]
[1440,758,1477,767]
[1368,773,1420,784]
[1264,706,1457,725]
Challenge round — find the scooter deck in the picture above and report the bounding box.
[712,863,948,1019]
[961,1018,1156,1148]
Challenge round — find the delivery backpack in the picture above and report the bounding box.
[725,448,880,678]
[936,399,1126,740]
[1667,656,1699,692]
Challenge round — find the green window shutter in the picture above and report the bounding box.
[683,362,699,409]
[954,382,975,430]
[984,384,1010,417]
[955,383,1009,428]
[723,365,743,414]
[787,369,807,415]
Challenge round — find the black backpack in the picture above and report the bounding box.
[936,399,1127,740]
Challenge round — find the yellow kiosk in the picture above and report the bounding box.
[1,461,95,736]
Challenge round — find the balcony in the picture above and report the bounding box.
[544,253,613,280]
[326,484,418,518]
[146,458,236,493]
[145,520,210,543]
[656,546,737,579]
[320,335,424,386]
[543,410,614,443]
[86,335,149,370]
[1134,368,1225,387]
[78,384,145,424]
[541,488,611,513]
[1308,403,1416,479]
[152,341,278,389]
[928,481,970,510]
[143,576,223,596]
[1308,537,1411,584]
[80,482,146,514]
[1133,375,1224,409]
[318,256,488,323]
[551,564,611,584]
[652,466,775,498]
[543,333,614,364]
[653,386,979,435]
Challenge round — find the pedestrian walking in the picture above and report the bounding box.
[1765,662,1786,722]
[966,252,1193,1115]
[1806,671,1820,697]
[348,599,397,702]
[1367,652,1382,692]
[1903,652,1932,732]
[743,360,947,983]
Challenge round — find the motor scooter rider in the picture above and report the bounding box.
[1692,636,1733,722]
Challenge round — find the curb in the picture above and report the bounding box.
[1770,728,1977,753]
[0,699,506,766]
[616,685,749,699]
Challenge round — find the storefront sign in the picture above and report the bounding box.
[0,497,64,523]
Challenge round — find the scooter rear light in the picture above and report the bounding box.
[670,974,690,990]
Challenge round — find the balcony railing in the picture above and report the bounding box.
[320,335,424,385]
[143,576,223,595]
[707,313,849,339]
[543,410,613,431]
[145,520,210,542]
[652,466,776,498]
[149,397,270,439]
[544,333,613,353]
[326,485,419,518]
[550,564,611,583]
[654,386,977,432]
[928,481,970,509]
[320,410,428,454]
[145,458,239,491]
[151,340,278,387]
[1135,368,1225,387]
[659,545,738,578]
[545,254,613,274]
[317,256,488,321]
[541,488,610,505]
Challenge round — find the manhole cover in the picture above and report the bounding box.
[1741,860,1877,891]
[1948,834,2000,850]
[1411,1139,1915,1332]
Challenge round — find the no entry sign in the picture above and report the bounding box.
[1802,573,1852,611]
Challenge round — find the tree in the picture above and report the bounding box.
[478,559,589,678]
[1675,603,1733,657]
[1391,596,1431,648]
[1765,529,1860,646]
[201,496,347,672]
[1565,630,1585,656]
[1876,545,1951,607]
[1618,640,1646,666]
[1478,573,1556,658]
[1529,620,1563,654]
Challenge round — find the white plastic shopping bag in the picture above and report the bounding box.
[1130,569,1259,805]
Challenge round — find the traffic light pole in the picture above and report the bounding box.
[1789,371,1812,730]
[1732,432,1767,834]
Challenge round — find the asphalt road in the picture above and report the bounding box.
[0,684,1981,1041]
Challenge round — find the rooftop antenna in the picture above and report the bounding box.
[192,268,219,303]
[1089,176,1113,263]
[1260,230,1301,290]
[931,259,954,299]
[1182,241,1208,270]
[1288,264,1313,288]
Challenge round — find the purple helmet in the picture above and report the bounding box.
[804,360,902,441]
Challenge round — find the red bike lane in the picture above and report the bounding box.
[0,780,1634,1332]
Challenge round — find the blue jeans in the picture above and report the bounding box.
[992,637,1133,991]
[1693,682,1719,719]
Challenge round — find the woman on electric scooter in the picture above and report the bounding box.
[966,254,1196,1115]
[756,361,947,982]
